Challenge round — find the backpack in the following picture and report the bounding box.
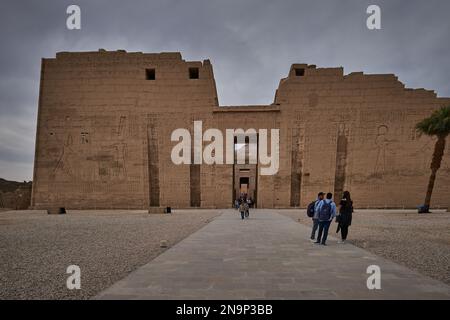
[319,200,332,221]
[306,201,316,218]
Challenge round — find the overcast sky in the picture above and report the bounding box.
[1,0,449,181]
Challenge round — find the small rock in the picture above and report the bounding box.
[160,240,168,248]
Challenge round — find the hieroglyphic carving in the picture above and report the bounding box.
[96,143,128,180]
[81,132,89,144]
[360,110,407,123]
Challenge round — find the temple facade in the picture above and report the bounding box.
[31,50,450,209]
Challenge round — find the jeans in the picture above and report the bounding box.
[241,211,245,219]
[310,219,319,239]
[317,220,331,244]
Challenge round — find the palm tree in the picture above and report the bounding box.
[415,106,450,213]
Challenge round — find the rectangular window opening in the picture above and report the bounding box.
[146,68,156,80]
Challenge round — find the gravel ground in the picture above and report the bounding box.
[278,209,450,285]
[2,208,449,299]
[0,209,220,300]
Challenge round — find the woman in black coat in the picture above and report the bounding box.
[337,191,353,243]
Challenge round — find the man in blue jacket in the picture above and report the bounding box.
[314,192,337,246]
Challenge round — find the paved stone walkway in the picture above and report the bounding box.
[96,210,450,299]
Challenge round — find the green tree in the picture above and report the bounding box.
[415,106,450,213]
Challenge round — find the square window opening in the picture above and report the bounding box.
[295,68,305,77]
[189,67,199,79]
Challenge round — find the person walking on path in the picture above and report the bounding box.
[239,201,249,220]
[310,192,325,241]
[336,191,353,244]
[244,201,250,219]
[315,192,337,245]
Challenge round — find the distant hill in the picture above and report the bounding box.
[0,179,32,210]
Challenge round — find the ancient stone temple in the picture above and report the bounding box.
[31,50,450,209]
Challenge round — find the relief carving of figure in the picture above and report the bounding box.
[54,133,74,177]
[373,125,396,177]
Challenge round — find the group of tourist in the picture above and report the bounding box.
[233,190,353,244]
[307,191,353,245]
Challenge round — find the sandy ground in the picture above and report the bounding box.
[0,209,220,300]
[278,209,450,285]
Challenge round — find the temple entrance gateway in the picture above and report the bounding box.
[233,135,258,207]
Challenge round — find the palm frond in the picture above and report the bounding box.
[416,105,450,137]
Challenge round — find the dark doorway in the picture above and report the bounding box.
[239,177,249,194]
